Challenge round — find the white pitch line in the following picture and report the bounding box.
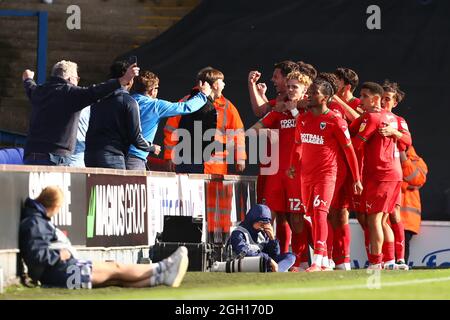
[171,276,450,300]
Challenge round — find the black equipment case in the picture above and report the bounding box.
[149,242,213,272]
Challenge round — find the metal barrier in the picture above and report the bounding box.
[0,9,48,84]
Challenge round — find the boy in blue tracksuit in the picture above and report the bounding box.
[229,204,295,272]
[125,71,212,170]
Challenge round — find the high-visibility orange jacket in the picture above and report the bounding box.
[163,95,246,175]
[400,146,428,234]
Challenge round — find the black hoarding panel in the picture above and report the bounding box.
[0,171,87,249]
[86,175,148,247]
[28,172,87,246]
[0,172,27,249]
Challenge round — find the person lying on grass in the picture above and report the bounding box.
[19,185,188,288]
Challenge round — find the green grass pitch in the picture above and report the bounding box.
[2,269,450,300]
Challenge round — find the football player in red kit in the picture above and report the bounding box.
[248,61,300,256]
[317,72,355,270]
[379,80,412,270]
[352,82,403,270]
[251,71,313,270]
[331,67,362,122]
[289,74,363,272]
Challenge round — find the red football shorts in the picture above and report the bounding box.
[331,168,351,209]
[301,179,336,216]
[257,174,266,204]
[263,171,303,214]
[362,180,402,215]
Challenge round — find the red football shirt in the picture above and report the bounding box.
[294,109,352,183]
[261,110,298,171]
[353,110,402,182]
[395,114,412,151]
[349,115,364,137]
[347,97,361,111]
[329,102,346,119]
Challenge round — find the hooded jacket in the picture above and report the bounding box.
[228,204,279,262]
[18,198,70,281]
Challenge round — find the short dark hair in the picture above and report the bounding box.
[334,67,359,92]
[274,60,298,77]
[133,70,159,94]
[297,61,317,80]
[361,82,384,96]
[316,72,339,99]
[382,79,405,103]
[109,60,129,79]
[196,66,224,86]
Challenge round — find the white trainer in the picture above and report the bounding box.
[383,262,398,270]
[161,246,189,287]
[396,263,409,271]
[367,263,382,270]
[329,259,336,270]
[335,263,352,271]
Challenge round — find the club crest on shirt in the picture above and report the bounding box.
[359,122,366,132]
[320,122,326,130]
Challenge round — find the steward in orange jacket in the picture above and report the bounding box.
[400,145,428,261]
[163,68,246,243]
[163,68,246,175]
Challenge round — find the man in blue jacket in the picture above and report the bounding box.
[22,61,138,166]
[229,204,296,272]
[125,71,211,170]
[85,61,155,169]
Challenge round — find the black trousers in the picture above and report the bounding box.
[405,230,415,263]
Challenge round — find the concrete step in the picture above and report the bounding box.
[1,38,136,55]
[0,0,199,11]
[0,103,30,134]
[0,0,199,134]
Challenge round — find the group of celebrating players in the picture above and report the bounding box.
[248,60,411,272]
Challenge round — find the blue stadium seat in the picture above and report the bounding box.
[0,148,24,164]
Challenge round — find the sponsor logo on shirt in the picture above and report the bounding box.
[301,133,324,145]
[280,119,296,129]
[359,122,366,132]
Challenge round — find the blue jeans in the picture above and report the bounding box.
[23,152,70,166]
[274,253,296,272]
[84,152,126,169]
[125,154,146,170]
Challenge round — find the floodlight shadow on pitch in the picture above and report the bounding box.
[161,216,203,243]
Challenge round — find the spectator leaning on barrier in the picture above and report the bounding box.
[84,61,156,169]
[22,60,138,166]
[125,71,212,170]
[19,186,189,288]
